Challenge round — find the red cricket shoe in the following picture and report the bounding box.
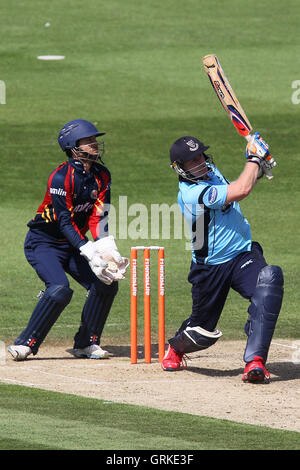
[161,345,186,371]
[242,356,271,383]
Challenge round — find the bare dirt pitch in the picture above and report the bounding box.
[1,340,300,433]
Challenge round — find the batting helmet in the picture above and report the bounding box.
[169,136,209,165]
[169,136,212,182]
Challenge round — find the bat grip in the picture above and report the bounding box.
[263,165,274,180]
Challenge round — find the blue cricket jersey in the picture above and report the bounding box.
[177,165,252,265]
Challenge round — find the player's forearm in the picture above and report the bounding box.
[58,212,88,249]
[225,162,259,203]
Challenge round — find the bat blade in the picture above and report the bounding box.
[202,54,274,179]
[202,54,252,137]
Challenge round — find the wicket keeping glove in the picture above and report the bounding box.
[79,241,114,285]
[93,236,129,281]
[245,132,270,167]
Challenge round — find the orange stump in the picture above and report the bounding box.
[130,246,165,364]
[158,248,165,363]
[143,248,151,363]
[130,247,138,364]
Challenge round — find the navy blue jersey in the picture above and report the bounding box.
[28,158,111,248]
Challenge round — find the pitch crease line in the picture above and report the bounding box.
[8,366,200,386]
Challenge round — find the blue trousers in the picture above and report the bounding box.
[183,242,267,332]
[171,241,284,363]
[15,231,118,353]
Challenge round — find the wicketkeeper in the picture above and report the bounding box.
[8,119,128,361]
[163,134,284,382]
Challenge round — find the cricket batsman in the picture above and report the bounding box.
[8,119,128,361]
[162,134,284,383]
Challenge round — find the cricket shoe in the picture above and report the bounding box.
[71,344,109,359]
[161,345,186,371]
[242,356,270,383]
[8,345,32,361]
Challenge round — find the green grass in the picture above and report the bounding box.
[0,0,299,450]
[0,383,299,450]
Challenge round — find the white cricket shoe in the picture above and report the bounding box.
[8,345,32,361]
[71,344,109,359]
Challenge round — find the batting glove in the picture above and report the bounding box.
[245,132,270,166]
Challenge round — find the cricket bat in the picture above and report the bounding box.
[202,54,276,179]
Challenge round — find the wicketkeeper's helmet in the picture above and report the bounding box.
[58,119,105,151]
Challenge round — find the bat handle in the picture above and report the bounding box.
[263,164,274,180]
[263,155,276,180]
[245,134,275,180]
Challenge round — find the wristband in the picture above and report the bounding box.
[247,159,261,167]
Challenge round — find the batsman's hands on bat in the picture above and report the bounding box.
[245,132,277,180]
[245,132,270,164]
